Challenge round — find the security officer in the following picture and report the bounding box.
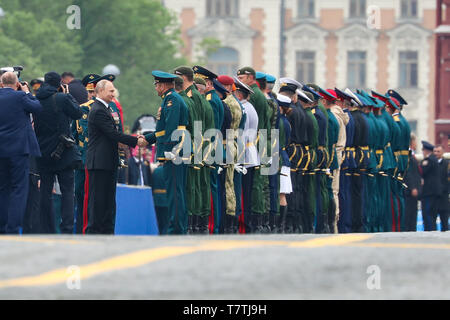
[144,71,189,235]
[73,73,101,234]
[193,66,223,234]
[420,141,441,231]
[174,66,213,234]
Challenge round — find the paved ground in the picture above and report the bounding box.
[0,232,448,300]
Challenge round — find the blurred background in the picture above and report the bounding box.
[0,0,449,149]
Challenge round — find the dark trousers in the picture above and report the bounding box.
[404,194,418,232]
[164,161,187,235]
[422,196,438,231]
[242,167,255,233]
[86,169,117,234]
[74,169,85,234]
[0,155,30,234]
[39,169,75,234]
[22,174,40,234]
[437,195,449,231]
[351,173,363,232]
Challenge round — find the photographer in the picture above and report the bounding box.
[34,71,82,234]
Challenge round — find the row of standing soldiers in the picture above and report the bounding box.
[138,65,415,235]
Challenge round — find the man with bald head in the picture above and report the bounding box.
[0,72,42,234]
[86,80,144,234]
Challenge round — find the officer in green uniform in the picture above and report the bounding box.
[386,89,411,231]
[193,66,223,234]
[72,73,101,234]
[174,76,197,233]
[144,71,189,235]
[174,66,214,234]
[300,86,320,233]
[152,165,169,234]
[237,67,270,233]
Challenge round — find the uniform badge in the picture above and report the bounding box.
[206,93,212,101]
[393,115,400,122]
[167,100,173,107]
[82,114,88,120]
[187,90,192,98]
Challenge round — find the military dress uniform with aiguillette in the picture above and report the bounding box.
[145,72,189,235]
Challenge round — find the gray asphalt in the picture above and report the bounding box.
[0,232,448,300]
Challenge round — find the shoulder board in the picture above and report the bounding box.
[81,99,95,107]
[167,91,172,96]
[187,90,193,98]
[166,99,173,107]
[393,115,400,122]
[206,93,212,101]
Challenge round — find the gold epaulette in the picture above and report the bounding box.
[81,99,95,108]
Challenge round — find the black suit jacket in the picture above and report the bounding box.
[437,158,449,197]
[404,153,421,196]
[420,154,441,198]
[86,100,137,171]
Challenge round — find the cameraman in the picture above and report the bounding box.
[34,71,82,234]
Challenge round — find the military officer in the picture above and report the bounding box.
[237,67,270,233]
[420,141,442,231]
[144,71,189,235]
[174,66,214,234]
[193,66,223,234]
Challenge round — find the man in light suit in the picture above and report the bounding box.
[0,72,42,234]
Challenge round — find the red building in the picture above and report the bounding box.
[435,0,450,150]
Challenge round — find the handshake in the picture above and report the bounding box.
[137,135,148,147]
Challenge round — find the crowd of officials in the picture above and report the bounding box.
[0,65,448,235]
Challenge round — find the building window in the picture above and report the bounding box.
[349,0,366,18]
[347,51,366,88]
[206,0,239,18]
[296,51,315,84]
[207,47,239,76]
[401,0,418,18]
[399,51,418,88]
[297,0,315,18]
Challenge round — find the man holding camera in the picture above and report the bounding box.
[0,72,42,234]
[34,71,83,234]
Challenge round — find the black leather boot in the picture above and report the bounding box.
[198,216,209,235]
[187,215,193,235]
[279,206,287,234]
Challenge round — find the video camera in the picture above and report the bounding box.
[50,134,76,160]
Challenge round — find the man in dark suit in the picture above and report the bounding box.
[404,134,421,231]
[86,80,143,234]
[433,145,449,231]
[420,141,442,231]
[127,144,152,186]
[0,72,42,234]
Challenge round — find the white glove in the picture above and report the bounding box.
[164,151,175,160]
[234,164,247,175]
[266,157,273,165]
[217,167,223,174]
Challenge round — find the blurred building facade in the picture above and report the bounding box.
[164,0,439,144]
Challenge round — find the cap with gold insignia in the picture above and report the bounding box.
[174,66,194,77]
[82,73,101,90]
[233,76,254,95]
[237,66,256,77]
[279,77,302,94]
[193,66,217,80]
[152,70,178,84]
[98,74,116,82]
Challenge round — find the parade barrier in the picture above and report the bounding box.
[114,184,159,235]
